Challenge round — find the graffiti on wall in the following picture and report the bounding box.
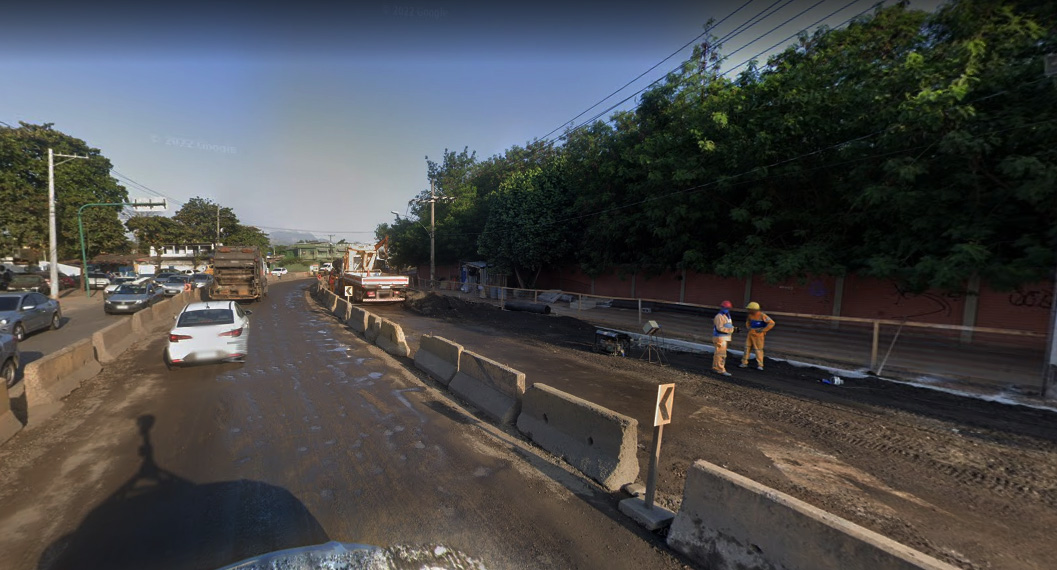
[892,283,962,318]
[1008,287,1053,310]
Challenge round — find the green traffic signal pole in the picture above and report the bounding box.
[77,201,165,297]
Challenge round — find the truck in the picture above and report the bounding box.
[330,238,408,303]
[209,246,268,302]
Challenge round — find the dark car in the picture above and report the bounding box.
[1,332,17,388]
[0,292,62,341]
[6,274,48,294]
[104,283,165,314]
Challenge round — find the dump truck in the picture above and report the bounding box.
[331,238,408,303]
[209,246,268,302]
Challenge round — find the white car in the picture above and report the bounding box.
[165,301,251,366]
[270,267,288,276]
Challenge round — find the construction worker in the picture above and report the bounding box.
[740,301,775,370]
[712,300,737,376]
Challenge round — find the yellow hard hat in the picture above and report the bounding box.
[746,301,761,311]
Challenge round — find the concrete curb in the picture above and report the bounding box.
[92,319,137,364]
[375,319,411,358]
[0,380,21,445]
[23,338,102,408]
[414,335,463,385]
[516,383,639,491]
[449,350,525,425]
[667,460,960,570]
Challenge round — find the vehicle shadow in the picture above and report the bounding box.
[37,414,329,570]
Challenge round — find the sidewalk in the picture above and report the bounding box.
[427,288,1047,396]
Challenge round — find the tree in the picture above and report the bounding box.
[171,197,269,248]
[0,122,130,259]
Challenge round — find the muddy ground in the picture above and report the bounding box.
[362,291,1057,570]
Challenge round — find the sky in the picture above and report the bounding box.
[0,0,944,244]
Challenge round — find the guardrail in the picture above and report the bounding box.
[412,277,1046,389]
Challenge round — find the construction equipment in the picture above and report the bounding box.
[332,237,408,303]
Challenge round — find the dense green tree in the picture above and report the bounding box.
[0,122,130,259]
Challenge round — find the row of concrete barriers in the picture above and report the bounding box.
[0,290,201,446]
[310,283,958,570]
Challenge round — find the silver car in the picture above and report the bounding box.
[104,283,165,314]
[1,333,17,388]
[0,292,62,341]
[160,275,191,296]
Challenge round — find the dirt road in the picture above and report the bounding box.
[365,292,1057,570]
[0,281,687,570]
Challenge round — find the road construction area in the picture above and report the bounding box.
[363,291,1057,570]
[0,280,685,570]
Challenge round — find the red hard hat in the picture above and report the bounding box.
[720,300,733,308]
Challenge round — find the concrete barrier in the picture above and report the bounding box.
[23,338,102,406]
[414,335,463,385]
[516,383,638,491]
[375,319,411,358]
[347,306,369,334]
[91,318,137,363]
[333,298,352,322]
[449,351,525,425]
[365,313,382,343]
[667,460,959,570]
[151,299,175,323]
[130,306,156,334]
[327,291,339,312]
[1,378,22,445]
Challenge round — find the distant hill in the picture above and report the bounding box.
[269,230,318,245]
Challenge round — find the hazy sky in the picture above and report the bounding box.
[1,0,944,242]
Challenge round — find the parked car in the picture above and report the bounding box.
[165,301,251,366]
[190,273,213,289]
[152,272,179,283]
[1,332,18,388]
[30,271,76,290]
[6,274,48,294]
[85,272,112,290]
[104,283,165,314]
[0,292,62,341]
[103,276,139,298]
[270,267,288,277]
[159,275,191,296]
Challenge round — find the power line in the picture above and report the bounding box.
[538,0,758,141]
[556,0,873,140]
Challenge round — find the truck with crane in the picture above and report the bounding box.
[327,238,408,303]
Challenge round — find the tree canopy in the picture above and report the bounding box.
[126,197,269,252]
[385,0,1056,291]
[0,122,130,260]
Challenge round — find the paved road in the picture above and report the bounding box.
[0,280,684,570]
[16,290,120,369]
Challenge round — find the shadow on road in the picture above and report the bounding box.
[38,414,329,570]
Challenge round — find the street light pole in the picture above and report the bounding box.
[46,148,88,299]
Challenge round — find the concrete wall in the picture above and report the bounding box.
[449,350,525,425]
[130,306,156,334]
[375,319,410,358]
[23,338,102,406]
[414,335,463,385]
[667,460,960,570]
[91,319,137,363]
[516,383,639,491]
[0,377,22,445]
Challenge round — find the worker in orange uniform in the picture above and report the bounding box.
[740,301,775,370]
[712,300,738,376]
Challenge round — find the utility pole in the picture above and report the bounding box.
[47,148,88,299]
[215,204,221,250]
[409,178,454,289]
[1042,55,1056,400]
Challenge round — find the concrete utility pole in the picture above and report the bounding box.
[47,148,88,299]
[215,204,221,250]
[409,178,454,289]
[1042,55,1056,400]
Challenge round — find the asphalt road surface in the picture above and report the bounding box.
[0,279,686,570]
[15,291,123,369]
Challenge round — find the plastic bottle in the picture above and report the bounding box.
[821,376,844,386]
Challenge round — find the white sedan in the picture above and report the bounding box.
[166,301,251,366]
